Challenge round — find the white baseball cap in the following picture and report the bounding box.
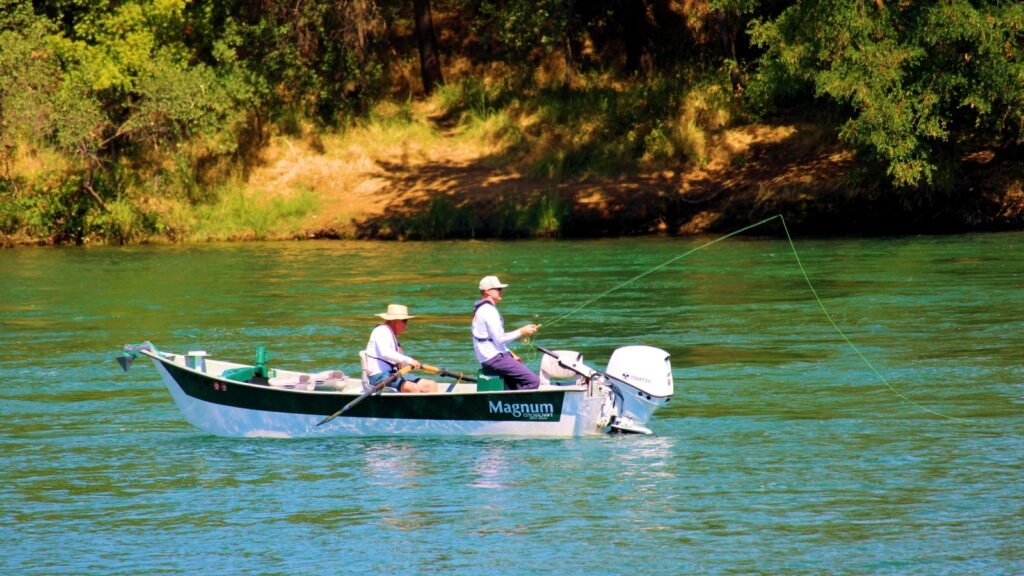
[478,275,509,291]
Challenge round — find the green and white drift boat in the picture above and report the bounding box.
[118,342,673,438]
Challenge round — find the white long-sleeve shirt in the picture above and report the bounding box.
[365,324,415,377]
[472,300,523,363]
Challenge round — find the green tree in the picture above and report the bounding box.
[0,2,60,176]
[0,0,249,242]
[46,1,241,195]
[188,0,387,125]
[749,0,1024,191]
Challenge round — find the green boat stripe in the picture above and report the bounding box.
[161,359,565,422]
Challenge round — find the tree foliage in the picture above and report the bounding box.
[0,3,61,161]
[749,0,1024,190]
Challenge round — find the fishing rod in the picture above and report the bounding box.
[532,214,969,423]
[541,214,782,328]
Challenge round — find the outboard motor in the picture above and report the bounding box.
[536,344,673,435]
[602,346,673,434]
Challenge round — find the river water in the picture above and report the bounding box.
[2,234,1022,574]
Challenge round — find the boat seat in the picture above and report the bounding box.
[540,350,583,386]
[359,351,372,393]
[359,351,404,394]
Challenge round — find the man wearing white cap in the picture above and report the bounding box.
[472,276,541,390]
[365,304,438,393]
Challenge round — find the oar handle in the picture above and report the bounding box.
[420,364,478,383]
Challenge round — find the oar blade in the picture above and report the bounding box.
[117,353,135,372]
[316,366,410,426]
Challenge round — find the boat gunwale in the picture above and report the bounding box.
[140,348,587,398]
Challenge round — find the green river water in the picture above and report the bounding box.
[1,233,1022,574]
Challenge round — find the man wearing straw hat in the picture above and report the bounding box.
[472,275,541,390]
[365,304,438,393]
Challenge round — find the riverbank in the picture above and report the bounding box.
[5,2,1023,247]
[4,103,1023,247]
[250,115,1024,241]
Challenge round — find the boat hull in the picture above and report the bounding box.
[147,351,601,438]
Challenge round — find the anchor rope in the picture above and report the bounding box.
[529,214,969,423]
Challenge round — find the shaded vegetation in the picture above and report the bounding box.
[1,0,1022,245]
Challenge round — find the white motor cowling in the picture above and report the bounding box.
[602,346,673,434]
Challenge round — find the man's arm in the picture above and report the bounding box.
[482,306,522,346]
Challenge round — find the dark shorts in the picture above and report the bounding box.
[368,371,420,391]
[482,353,540,391]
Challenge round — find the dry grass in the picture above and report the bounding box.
[241,96,516,236]
[233,74,862,239]
[4,143,69,184]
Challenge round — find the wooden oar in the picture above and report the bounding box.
[316,366,411,426]
[420,364,478,383]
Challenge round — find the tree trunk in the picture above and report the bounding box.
[563,0,575,89]
[622,0,648,73]
[413,0,444,94]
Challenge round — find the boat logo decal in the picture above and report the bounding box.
[620,372,651,384]
[488,400,556,420]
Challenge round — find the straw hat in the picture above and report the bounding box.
[375,304,416,320]
[478,275,509,291]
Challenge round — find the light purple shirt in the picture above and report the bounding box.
[472,301,523,363]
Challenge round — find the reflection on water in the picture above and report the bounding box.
[362,440,430,487]
[1,234,1023,574]
[470,443,513,489]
